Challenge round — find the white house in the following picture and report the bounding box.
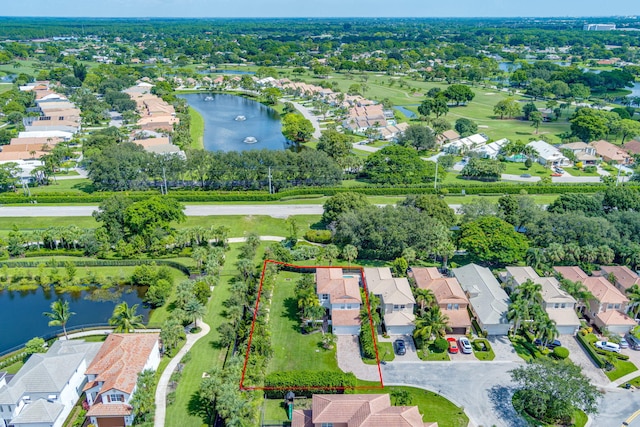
[316,268,362,335]
[363,267,416,335]
[442,133,489,154]
[527,140,571,167]
[0,340,102,427]
[453,264,512,335]
[470,138,509,159]
[84,334,161,427]
[503,266,580,335]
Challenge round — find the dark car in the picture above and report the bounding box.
[534,339,561,349]
[625,333,640,350]
[394,339,406,355]
[520,173,532,178]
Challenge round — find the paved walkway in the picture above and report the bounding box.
[60,328,161,340]
[154,320,211,427]
[352,141,383,153]
[336,335,381,382]
[283,99,322,139]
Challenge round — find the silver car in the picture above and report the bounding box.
[458,337,473,354]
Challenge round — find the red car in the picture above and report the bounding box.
[447,337,459,354]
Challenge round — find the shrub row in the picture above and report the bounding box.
[576,332,605,368]
[359,321,377,360]
[304,230,332,244]
[2,183,636,204]
[0,259,191,276]
[264,371,357,398]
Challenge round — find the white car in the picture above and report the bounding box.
[595,341,621,353]
[458,337,473,354]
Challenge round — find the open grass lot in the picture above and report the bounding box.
[266,270,338,373]
[417,341,450,361]
[29,178,95,194]
[501,161,550,177]
[0,83,12,93]
[262,385,468,427]
[564,167,599,177]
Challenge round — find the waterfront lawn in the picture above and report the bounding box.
[188,106,205,149]
[266,271,338,374]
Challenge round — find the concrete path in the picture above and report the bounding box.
[563,335,610,387]
[227,235,285,244]
[283,99,322,139]
[352,142,382,153]
[501,173,541,182]
[154,320,211,427]
[336,335,382,382]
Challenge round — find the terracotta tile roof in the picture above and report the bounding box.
[307,394,436,427]
[410,268,469,306]
[595,310,636,327]
[85,334,159,396]
[590,140,631,163]
[292,409,313,427]
[331,309,361,327]
[600,266,640,291]
[316,268,362,304]
[553,266,589,283]
[86,402,132,417]
[442,308,472,329]
[583,277,628,305]
[623,140,640,155]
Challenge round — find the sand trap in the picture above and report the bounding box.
[484,93,496,95]
[478,125,489,128]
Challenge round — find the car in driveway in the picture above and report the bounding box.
[595,341,621,353]
[626,333,640,350]
[447,337,459,354]
[534,338,562,349]
[394,339,406,355]
[458,337,473,354]
[619,337,630,349]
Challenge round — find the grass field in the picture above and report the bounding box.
[564,166,600,177]
[265,270,339,374]
[188,106,205,149]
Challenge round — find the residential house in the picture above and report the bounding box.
[409,267,472,334]
[598,265,640,293]
[554,266,634,334]
[378,122,409,141]
[436,129,460,146]
[623,140,640,157]
[502,266,580,335]
[470,138,509,159]
[0,340,101,427]
[527,140,571,166]
[315,268,362,335]
[292,394,438,427]
[452,264,512,335]
[558,142,599,165]
[590,140,632,165]
[363,267,416,335]
[84,333,161,427]
[442,133,488,154]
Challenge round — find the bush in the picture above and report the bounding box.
[304,229,332,244]
[264,371,356,398]
[576,333,605,368]
[584,165,597,173]
[359,321,377,359]
[553,346,570,359]
[433,337,449,353]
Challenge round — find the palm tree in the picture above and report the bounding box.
[626,285,640,319]
[558,279,594,313]
[109,302,145,333]
[43,300,75,339]
[417,306,450,339]
[516,279,543,303]
[535,317,559,347]
[342,245,358,266]
[414,288,436,316]
[525,248,546,270]
[507,299,529,334]
[183,298,206,328]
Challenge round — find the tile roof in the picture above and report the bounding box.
[623,140,640,155]
[363,268,415,305]
[595,310,636,327]
[600,266,640,291]
[453,264,511,327]
[590,140,631,162]
[553,266,589,283]
[584,277,629,305]
[546,308,581,328]
[442,308,472,329]
[84,333,159,396]
[331,309,361,327]
[316,268,362,304]
[86,402,133,417]
[10,399,64,424]
[411,267,469,306]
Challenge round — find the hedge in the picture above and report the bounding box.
[264,371,357,398]
[304,230,332,244]
[2,183,636,204]
[359,321,377,360]
[0,259,191,276]
[576,332,605,368]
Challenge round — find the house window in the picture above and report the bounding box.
[447,303,452,310]
[340,304,346,310]
[453,304,459,310]
[321,294,329,300]
[607,304,614,309]
[321,424,333,427]
[393,304,406,310]
[614,304,621,309]
[346,304,352,310]
[108,394,124,403]
[555,303,560,309]
[561,303,566,309]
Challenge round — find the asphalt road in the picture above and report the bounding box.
[0,204,466,218]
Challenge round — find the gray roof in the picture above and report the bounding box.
[0,340,101,405]
[10,399,64,425]
[453,264,512,327]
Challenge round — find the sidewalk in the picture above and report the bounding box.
[154,320,211,427]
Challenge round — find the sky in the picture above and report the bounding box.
[1,0,638,18]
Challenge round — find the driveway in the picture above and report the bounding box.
[336,335,382,382]
[383,335,420,362]
[563,335,610,387]
[487,336,522,362]
[382,360,526,427]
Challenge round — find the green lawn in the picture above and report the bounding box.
[510,335,544,362]
[500,161,550,177]
[564,167,599,177]
[267,271,338,373]
[620,376,640,388]
[363,341,395,365]
[0,83,12,93]
[28,178,95,194]
[417,341,450,361]
[605,360,638,381]
[471,339,496,361]
[188,106,205,149]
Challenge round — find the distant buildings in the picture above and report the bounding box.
[583,24,616,31]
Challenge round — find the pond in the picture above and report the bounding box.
[393,106,417,119]
[180,93,289,151]
[197,69,256,75]
[0,285,149,355]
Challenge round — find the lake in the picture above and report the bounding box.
[180,93,289,151]
[0,286,149,355]
[393,106,417,119]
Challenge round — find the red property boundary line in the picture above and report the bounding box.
[240,259,384,391]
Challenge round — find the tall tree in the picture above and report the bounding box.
[43,300,75,339]
[109,302,145,333]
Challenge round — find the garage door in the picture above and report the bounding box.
[333,325,360,335]
[97,417,126,427]
[386,325,415,335]
[450,327,468,335]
